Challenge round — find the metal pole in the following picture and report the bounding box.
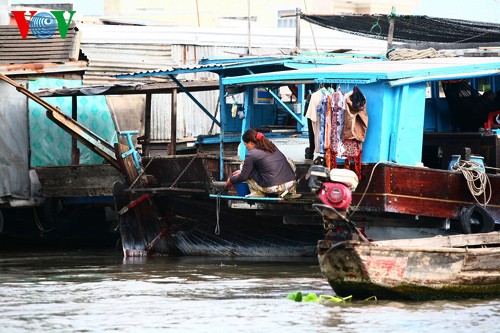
[218,76,225,180]
[195,0,200,27]
[170,89,177,156]
[247,0,251,55]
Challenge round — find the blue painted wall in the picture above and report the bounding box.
[223,104,277,133]
[361,82,426,165]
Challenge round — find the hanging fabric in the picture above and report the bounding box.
[343,86,368,142]
[342,86,368,179]
[305,87,331,155]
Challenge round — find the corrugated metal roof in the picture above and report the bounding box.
[33,79,219,97]
[117,54,385,78]
[80,43,176,84]
[0,24,79,64]
[77,23,387,84]
[221,57,500,86]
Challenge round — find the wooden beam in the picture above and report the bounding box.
[387,6,396,51]
[144,93,152,157]
[171,89,177,156]
[71,95,80,165]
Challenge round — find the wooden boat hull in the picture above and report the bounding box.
[114,153,499,257]
[317,232,500,300]
[114,190,324,257]
[352,163,500,224]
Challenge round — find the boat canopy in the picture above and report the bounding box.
[222,57,500,87]
[221,57,500,167]
[118,55,499,173]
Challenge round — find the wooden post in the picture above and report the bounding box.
[144,93,152,157]
[71,95,79,165]
[387,6,396,51]
[295,8,301,50]
[170,89,177,156]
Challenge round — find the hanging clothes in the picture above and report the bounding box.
[343,86,368,142]
[342,86,368,179]
[305,87,330,154]
[327,88,346,169]
[325,86,367,180]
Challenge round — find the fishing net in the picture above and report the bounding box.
[301,14,500,44]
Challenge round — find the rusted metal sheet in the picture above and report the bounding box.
[33,80,219,97]
[0,25,78,64]
[0,60,87,75]
[318,232,500,300]
[35,165,124,197]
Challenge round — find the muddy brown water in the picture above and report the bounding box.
[0,250,498,332]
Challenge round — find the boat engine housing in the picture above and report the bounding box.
[317,182,352,211]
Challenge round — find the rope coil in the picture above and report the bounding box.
[453,160,492,206]
[388,48,455,61]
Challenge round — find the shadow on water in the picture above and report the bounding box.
[0,207,121,251]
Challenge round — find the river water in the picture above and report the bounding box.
[0,249,498,333]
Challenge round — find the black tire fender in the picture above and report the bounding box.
[459,205,495,234]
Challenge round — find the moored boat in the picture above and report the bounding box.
[317,231,500,300]
[113,55,500,257]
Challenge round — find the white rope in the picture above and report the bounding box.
[453,160,492,206]
[348,161,388,219]
[388,48,455,61]
[33,208,53,234]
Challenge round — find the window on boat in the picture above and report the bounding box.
[422,76,500,171]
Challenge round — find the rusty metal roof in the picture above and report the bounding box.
[33,79,220,97]
[0,61,88,75]
[0,24,79,64]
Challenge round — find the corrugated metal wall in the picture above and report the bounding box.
[149,44,249,141]
[80,43,176,84]
[78,24,386,140]
[0,25,78,64]
[80,25,177,85]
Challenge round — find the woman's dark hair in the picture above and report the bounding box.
[242,129,276,153]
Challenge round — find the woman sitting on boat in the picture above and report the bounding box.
[225,129,297,197]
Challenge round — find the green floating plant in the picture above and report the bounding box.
[286,292,376,303]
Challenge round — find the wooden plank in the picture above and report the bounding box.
[114,142,139,185]
[352,163,500,220]
[375,231,500,248]
[35,165,124,197]
[461,250,500,271]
